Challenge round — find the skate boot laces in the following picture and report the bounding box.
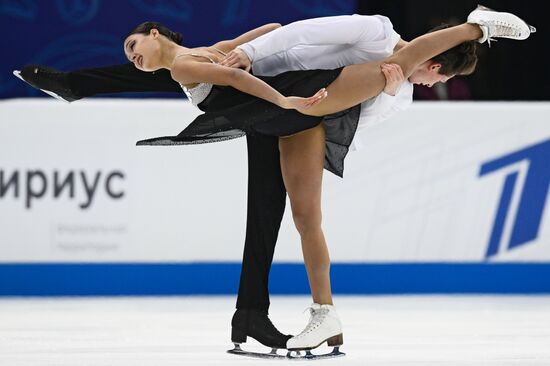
[485,22,520,46]
[472,4,536,47]
[294,306,329,339]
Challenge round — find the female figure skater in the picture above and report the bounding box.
[124,6,534,353]
[14,6,535,357]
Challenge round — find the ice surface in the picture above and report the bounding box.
[1,295,549,365]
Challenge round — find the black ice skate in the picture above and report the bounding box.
[227,308,295,359]
[13,65,81,102]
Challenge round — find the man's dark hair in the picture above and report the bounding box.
[126,21,183,45]
[429,23,478,76]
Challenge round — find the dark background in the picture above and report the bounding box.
[1,0,547,100]
[358,0,548,101]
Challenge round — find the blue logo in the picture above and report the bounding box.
[480,139,550,259]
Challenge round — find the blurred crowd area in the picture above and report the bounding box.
[1,0,547,101]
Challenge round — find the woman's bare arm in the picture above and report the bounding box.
[211,23,282,53]
[171,58,326,111]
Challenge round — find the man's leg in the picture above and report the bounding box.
[19,63,182,101]
[67,64,182,97]
[231,133,290,349]
[237,133,286,310]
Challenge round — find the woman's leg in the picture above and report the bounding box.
[388,24,482,77]
[278,124,333,305]
[305,23,482,116]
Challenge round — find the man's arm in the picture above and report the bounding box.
[352,63,411,149]
[211,23,282,53]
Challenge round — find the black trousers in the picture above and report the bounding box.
[68,63,286,311]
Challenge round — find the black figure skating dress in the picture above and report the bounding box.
[136,53,361,177]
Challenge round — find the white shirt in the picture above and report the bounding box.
[238,14,413,151]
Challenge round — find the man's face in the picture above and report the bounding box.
[408,61,454,88]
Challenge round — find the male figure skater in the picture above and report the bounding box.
[15,7,533,358]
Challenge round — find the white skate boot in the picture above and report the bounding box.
[286,303,345,360]
[467,5,536,46]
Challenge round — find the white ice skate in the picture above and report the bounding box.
[467,5,536,46]
[286,303,345,360]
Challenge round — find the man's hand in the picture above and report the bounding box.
[381,63,405,96]
[219,49,252,72]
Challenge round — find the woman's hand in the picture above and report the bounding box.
[279,88,328,113]
[381,63,405,96]
[219,49,252,72]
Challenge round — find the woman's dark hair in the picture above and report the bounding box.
[126,21,183,45]
[428,24,478,76]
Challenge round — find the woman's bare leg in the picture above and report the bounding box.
[388,23,482,77]
[277,22,483,305]
[305,23,482,116]
[279,125,333,305]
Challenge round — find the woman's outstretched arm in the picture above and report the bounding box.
[171,58,327,110]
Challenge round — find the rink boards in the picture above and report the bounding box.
[1,100,549,295]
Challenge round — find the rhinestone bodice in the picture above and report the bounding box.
[181,82,213,106]
[175,48,225,106]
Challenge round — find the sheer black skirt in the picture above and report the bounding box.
[136,68,361,177]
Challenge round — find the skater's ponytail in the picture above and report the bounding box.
[127,21,183,45]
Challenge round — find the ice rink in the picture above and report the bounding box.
[1,295,549,365]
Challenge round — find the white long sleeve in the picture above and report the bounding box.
[359,90,405,128]
[350,82,414,151]
[239,14,396,64]
[235,14,413,150]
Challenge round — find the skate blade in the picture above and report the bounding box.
[12,70,70,103]
[286,346,346,360]
[475,4,495,12]
[227,343,293,360]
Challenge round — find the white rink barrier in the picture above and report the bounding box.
[1,99,549,295]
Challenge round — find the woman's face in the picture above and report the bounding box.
[124,30,161,72]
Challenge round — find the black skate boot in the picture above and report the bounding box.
[14,65,81,102]
[227,308,293,359]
